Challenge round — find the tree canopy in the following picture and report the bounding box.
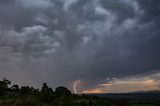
[0,79,124,106]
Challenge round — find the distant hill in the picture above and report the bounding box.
[94,91,160,106]
[133,90,160,93]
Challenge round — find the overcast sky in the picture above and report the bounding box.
[0,0,160,93]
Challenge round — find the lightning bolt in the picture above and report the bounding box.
[73,80,81,94]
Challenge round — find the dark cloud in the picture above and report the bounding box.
[0,0,160,92]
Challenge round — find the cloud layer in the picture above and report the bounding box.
[82,71,160,93]
[0,0,160,92]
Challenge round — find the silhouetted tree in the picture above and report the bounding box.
[11,84,19,92]
[0,82,6,96]
[0,78,11,96]
[0,78,11,88]
[40,82,54,103]
[3,78,11,85]
[20,86,32,94]
[55,86,71,97]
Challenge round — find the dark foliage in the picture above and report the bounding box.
[40,82,54,103]
[0,79,158,106]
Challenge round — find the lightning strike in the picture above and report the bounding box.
[73,80,81,94]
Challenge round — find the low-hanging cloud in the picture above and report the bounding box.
[82,71,160,93]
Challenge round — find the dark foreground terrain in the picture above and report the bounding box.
[0,79,117,106]
[0,79,160,106]
[95,92,160,106]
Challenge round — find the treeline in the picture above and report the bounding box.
[0,78,118,106]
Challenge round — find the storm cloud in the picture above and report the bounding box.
[0,0,160,92]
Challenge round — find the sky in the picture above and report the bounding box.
[0,0,160,93]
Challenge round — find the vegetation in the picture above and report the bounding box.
[0,79,117,106]
[0,79,159,106]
